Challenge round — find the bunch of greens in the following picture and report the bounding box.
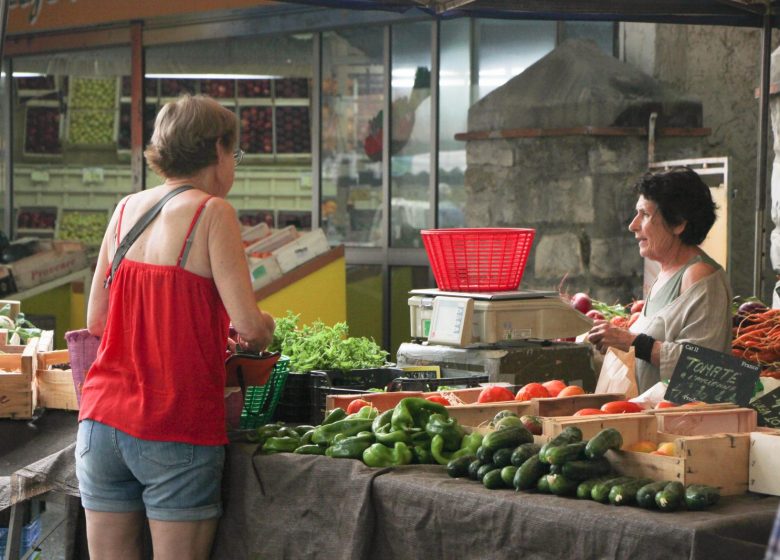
[270,311,388,373]
[0,305,42,343]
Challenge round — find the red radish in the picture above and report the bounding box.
[570,292,592,314]
[346,399,372,415]
[425,395,450,406]
[586,309,605,320]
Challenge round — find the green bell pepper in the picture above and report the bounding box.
[347,405,379,420]
[391,397,448,432]
[362,442,413,468]
[374,423,411,445]
[371,408,393,433]
[411,443,434,464]
[262,436,301,454]
[322,407,347,425]
[325,431,375,459]
[294,444,327,455]
[425,413,465,452]
[429,430,484,465]
[311,418,374,445]
[456,431,484,457]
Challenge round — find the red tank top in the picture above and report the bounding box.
[79,195,230,445]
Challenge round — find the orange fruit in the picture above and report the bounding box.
[556,385,586,397]
[654,400,678,409]
[655,442,677,456]
[625,440,657,453]
[542,379,567,397]
[514,382,550,401]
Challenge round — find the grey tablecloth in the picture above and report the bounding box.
[215,449,780,560]
[0,410,79,510]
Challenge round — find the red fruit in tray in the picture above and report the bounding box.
[514,382,550,402]
[519,414,543,435]
[346,398,372,415]
[477,386,516,403]
[425,395,450,406]
[541,379,567,397]
[600,400,643,414]
[573,408,604,416]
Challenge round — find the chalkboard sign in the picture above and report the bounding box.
[750,387,780,429]
[400,366,441,380]
[665,343,760,407]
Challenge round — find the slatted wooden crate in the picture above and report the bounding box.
[0,332,39,419]
[36,348,79,411]
[542,413,751,495]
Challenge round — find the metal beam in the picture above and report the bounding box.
[754,9,773,296]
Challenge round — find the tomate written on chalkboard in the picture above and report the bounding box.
[665,343,760,407]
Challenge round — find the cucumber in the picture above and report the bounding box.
[576,476,613,499]
[608,478,653,506]
[536,474,551,493]
[467,459,483,481]
[492,447,514,469]
[477,463,498,482]
[584,428,623,459]
[561,457,612,481]
[476,445,494,464]
[655,481,685,512]
[482,426,534,451]
[447,454,477,478]
[510,443,542,467]
[549,464,563,475]
[636,481,670,509]
[494,416,525,431]
[293,444,326,455]
[547,473,579,496]
[684,484,721,510]
[539,427,583,464]
[482,468,506,490]
[591,476,636,503]
[513,454,549,491]
[545,442,587,465]
[500,466,518,488]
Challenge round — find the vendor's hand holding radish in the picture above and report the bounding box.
[589,167,732,394]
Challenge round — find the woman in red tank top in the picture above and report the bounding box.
[76,95,275,560]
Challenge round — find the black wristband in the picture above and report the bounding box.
[631,333,655,362]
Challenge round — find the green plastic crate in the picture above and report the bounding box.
[240,355,290,429]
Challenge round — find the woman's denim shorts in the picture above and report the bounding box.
[75,419,225,521]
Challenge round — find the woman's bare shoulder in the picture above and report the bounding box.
[681,260,720,291]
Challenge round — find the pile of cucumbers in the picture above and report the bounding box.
[446,412,721,512]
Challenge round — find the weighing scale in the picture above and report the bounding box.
[408,288,594,347]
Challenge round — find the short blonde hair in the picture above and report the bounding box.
[144,94,238,178]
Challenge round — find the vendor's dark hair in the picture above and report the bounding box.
[633,167,716,246]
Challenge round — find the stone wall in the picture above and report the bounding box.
[464,135,702,303]
[624,23,780,302]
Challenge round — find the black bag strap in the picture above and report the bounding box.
[104,185,194,288]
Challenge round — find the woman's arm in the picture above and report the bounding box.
[206,199,275,352]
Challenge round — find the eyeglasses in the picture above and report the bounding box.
[233,148,244,167]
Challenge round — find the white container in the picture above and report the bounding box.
[245,225,298,256]
[241,222,271,246]
[248,256,282,291]
[749,430,780,496]
[272,229,329,274]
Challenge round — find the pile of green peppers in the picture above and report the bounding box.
[254,397,482,469]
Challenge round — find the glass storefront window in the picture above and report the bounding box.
[146,35,314,231]
[346,264,384,346]
[561,21,615,55]
[390,21,432,248]
[390,265,430,360]
[321,29,385,246]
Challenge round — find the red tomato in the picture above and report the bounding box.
[600,400,643,414]
[426,395,450,406]
[573,408,605,416]
[542,379,567,397]
[346,399,372,415]
[630,300,645,314]
[557,385,586,397]
[514,382,550,402]
[477,386,516,403]
[654,400,677,409]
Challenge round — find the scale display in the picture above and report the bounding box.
[428,296,474,346]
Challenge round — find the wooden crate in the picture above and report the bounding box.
[0,335,39,419]
[543,413,750,495]
[447,401,535,427]
[326,391,426,413]
[35,348,79,411]
[653,407,757,436]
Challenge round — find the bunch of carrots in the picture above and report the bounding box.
[731,307,780,378]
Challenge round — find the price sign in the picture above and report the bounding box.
[400,366,441,380]
[664,343,760,407]
[750,387,780,429]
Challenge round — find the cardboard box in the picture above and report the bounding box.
[248,255,282,291]
[749,430,780,496]
[245,225,298,256]
[273,229,330,274]
[2,240,87,291]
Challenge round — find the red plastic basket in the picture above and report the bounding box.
[421,228,536,292]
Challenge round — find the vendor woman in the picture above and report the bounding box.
[587,167,732,394]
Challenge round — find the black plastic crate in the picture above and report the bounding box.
[386,375,489,392]
[273,372,313,423]
[310,367,403,424]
